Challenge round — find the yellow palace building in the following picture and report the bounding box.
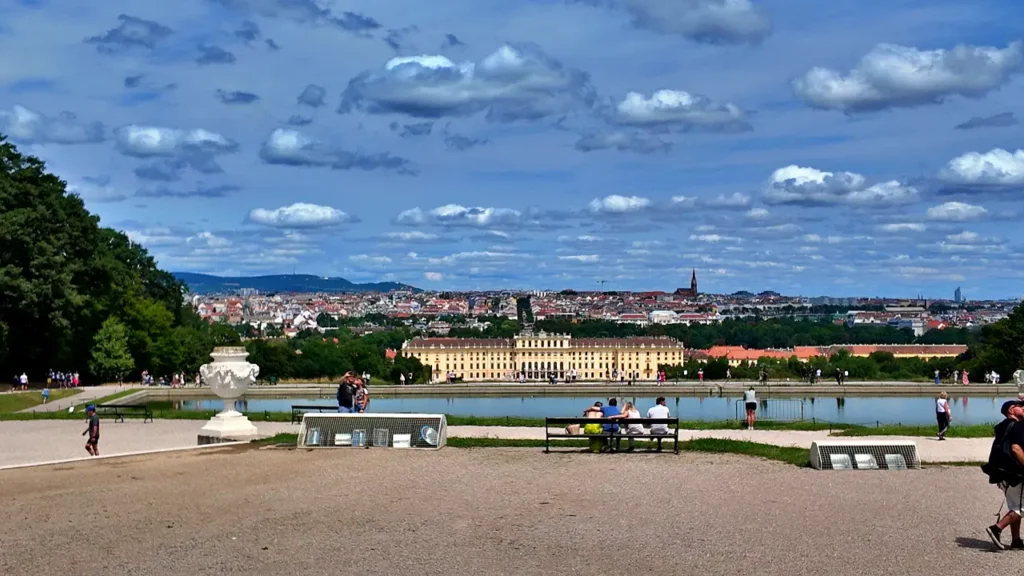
[401,330,685,382]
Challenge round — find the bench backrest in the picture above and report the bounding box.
[545,417,677,426]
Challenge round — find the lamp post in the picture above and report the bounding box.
[198,346,260,444]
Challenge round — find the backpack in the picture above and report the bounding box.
[983,421,1024,485]
[337,382,356,407]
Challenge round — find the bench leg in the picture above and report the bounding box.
[116,414,124,423]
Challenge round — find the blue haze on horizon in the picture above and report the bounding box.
[1,0,1022,298]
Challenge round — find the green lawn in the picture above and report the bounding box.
[0,389,81,413]
[255,433,810,466]
[832,423,997,438]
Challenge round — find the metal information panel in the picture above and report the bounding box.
[810,440,920,470]
[297,413,448,450]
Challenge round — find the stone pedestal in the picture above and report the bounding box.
[197,410,259,444]
[198,346,261,445]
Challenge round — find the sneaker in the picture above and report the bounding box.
[987,525,1004,550]
[1011,539,1024,550]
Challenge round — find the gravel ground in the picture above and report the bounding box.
[0,447,1016,575]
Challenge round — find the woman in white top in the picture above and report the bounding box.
[610,401,644,451]
[935,391,951,440]
[744,387,757,430]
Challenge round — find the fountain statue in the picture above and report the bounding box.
[1015,370,1024,395]
[198,346,260,443]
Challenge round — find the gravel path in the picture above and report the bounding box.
[0,447,1015,575]
[18,385,142,413]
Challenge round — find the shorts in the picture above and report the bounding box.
[746,402,757,412]
[86,437,99,446]
[1006,483,1024,516]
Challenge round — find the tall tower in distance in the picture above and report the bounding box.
[954,286,962,303]
[674,269,699,299]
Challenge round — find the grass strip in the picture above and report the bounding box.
[831,423,997,438]
[0,389,81,413]
[254,433,808,466]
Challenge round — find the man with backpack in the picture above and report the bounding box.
[983,400,1024,549]
[337,373,358,414]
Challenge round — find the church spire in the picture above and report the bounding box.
[690,268,697,292]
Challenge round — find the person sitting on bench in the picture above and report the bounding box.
[583,401,604,453]
[647,397,671,435]
[610,401,643,451]
[600,398,621,452]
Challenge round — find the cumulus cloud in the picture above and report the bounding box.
[259,128,413,174]
[623,0,771,45]
[115,125,238,174]
[187,231,232,248]
[248,202,356,229]
[792,41,1023,112]
[441,124,489,151]
[424,272,444,281]
[386,231,440,242]
[612,89,750,132]
[297,84,327,108]
[574,131,670,154]
[877,223,926,233]
[396,205,523,228]
[210,0,381,33]
[689,233,741,243]
[938,148,1024,190]
[955,111,1017,130]
[703,192,751,209]
[745,207,770,220]
[926,201,988,222]
[123,227,183,247]
[338,44,597,122]
[350,254,393,265]
[85,14,172,54]
[588,195,651,214]
[763,165,919,206]
[0,105,105,145]
[216,90,260,104]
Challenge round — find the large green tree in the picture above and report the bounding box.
[89,317,135,382]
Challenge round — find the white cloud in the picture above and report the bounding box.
[558,254,600,263]
[613,89,750,132]
[248,203,355,228]
[624,0,772,45]
[764,165,918,206]
[0,105,104,144]
[114,125,237,158]
[877,223,926,233]
[588,195,651,214]
[424,272,444,281]
[123,227,182,247]
[938,148,1024,189]
[386,231,439,241]
[187,231,232,248]
[792,41,1023,112]
[259,128,410,172]
[396,204,523,228]
[67,178,126,203]
[926,201,989,222]
[946,231,981,244]
[745,207,770,220]
[689,234,741,243]
[559,235,602,243]
[339,44,596,121]
[574,131,670,154]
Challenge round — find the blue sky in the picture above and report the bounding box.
[1,0,1022,298]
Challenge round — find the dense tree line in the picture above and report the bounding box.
[658,350,959,382]
[244,328,427,383]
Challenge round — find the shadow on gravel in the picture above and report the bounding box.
[955,536,999,552]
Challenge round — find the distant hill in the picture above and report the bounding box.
[173,273,418,294]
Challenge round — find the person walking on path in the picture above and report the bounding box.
[963,369,970,386]
[744,387,757,430]
[41,387,50,404]
[935,391,951,440]
[984,400,1024,549]
[82,405,100,456]
[19,372,28,391]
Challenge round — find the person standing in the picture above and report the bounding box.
[19,372,28,391]
[399,373,406,385]
[698,369,704,383]
[953,369,959,385]
[336,373,357,413]
[42,386,50,404]
[963,369,970,386]
[984,401,1024,550]
[354,378,370,413]
[82,405,100,456]
[744,387,757,430]
[935,370,941,386]
[935,391,951,440]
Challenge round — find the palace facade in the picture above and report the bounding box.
[401,331,685,382]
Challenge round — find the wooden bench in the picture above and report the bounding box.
[95,404,153,423]
[544,417,679,454]
[291,404,339,424]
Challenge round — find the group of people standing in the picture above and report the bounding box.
[47,371,80,388]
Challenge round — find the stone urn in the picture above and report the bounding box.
[198,346,260,443]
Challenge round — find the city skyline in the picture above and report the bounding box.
[1,1,1022,298]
